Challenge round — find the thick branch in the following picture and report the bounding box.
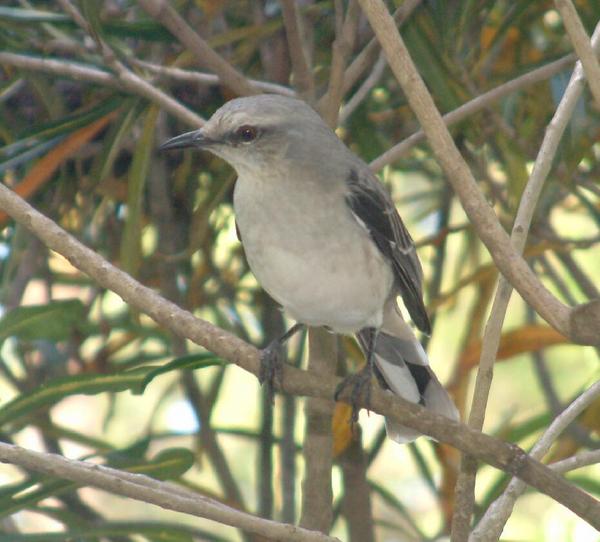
[136,0,257,96]
[0,442,336,542]
[357,0,600,345]
[0,184,599,529]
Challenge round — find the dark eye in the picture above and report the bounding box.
[236,125,258,142]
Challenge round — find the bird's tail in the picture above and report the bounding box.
[357,300,459,444]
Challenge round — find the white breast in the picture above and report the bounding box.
[233,170,394,334]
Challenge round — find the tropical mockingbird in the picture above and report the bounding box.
[161,94,458,442]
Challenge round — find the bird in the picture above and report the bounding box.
[160,94,458,443]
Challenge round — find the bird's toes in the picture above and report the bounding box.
[259,342,285,402]
[334,368,373,423]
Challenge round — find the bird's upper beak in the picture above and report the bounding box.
[159,129,212,151]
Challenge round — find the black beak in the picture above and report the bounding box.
[159,129,210,151]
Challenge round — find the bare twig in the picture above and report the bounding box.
[0,442,337,542]
[342,0,422,95]
[471,380,600,542]
[136,0,257,96]
[279,0,315,101]
[299,329,337,532]
[0,183,599,530]
[555,0,600,105]
[339,52,387,124]
[319,0,360,126]
[357,0,600,345]
[450,22,600,540]
[0,52,204,127]
[550,449,600,474]
[370,53,576,169]
[131,59,296,96]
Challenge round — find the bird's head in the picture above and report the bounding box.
[160,94,344,175]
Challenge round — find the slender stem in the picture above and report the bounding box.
[450,22,600,540]
[555,0,600,105]
[470,381,600,541]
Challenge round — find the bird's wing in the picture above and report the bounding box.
[345,168,431,334]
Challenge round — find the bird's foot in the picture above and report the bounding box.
[259,340,285,403]
[334,365,373,423]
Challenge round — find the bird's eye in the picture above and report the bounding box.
[236,125,258,142]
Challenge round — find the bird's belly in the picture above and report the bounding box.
[238,217,394,334]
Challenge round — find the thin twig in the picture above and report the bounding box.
[450,22,600,540]
[342,0,422,96]
[0,183,599,530]
[357,0,600,345]
[369,53,576,170]
[0,442,338,542]
[136,0,257,96]
[279,0,315,101]
[339,52,387,124]
[470,381,600,542]
[131,58,296,96]
[0,52,204,127]
[555,0,600,105]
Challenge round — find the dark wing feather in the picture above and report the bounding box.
[346,169,431,334]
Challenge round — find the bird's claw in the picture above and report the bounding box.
[334,366,373,424]
[259,341,285,403]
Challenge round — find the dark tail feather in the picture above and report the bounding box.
[358,329,458,444]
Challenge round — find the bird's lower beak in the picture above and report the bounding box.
[159,129,210,151]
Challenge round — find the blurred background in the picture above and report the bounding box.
[0,1,599,540]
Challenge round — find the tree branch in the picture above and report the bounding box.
[555,0,600,105]
[0,442,337,542]
[357,0,600,345]
[136,0,258,97]
[450,21,600,540]
[0,183,599,529]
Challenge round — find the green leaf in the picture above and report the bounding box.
[0,7,70,24]
[141,353,223,392]
[133,447,195,480]
[0,367,152,427]
[120,105,159,276]
[0,299,88,342]
[0,519,231,542]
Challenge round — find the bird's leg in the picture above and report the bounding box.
[335,327,378,423]
[260,322,305,402]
